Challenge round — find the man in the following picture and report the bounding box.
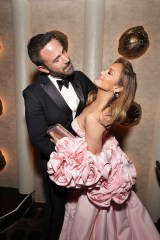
[23,30,112,240]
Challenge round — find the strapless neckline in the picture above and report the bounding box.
[71,117,85,138]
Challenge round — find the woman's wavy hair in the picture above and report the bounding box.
[86,57,137,124]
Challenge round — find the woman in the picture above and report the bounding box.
[48,57,160,239]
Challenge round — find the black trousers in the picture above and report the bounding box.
[41,159,67,240]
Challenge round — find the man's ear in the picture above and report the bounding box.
[38,65,49,74]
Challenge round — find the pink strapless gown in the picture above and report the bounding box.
[47,118,160,240]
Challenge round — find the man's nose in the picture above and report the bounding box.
[62,52,69,62]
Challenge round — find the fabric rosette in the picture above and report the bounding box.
[47,134,137,208]
[87,136,137,207]
[47,137,102,188]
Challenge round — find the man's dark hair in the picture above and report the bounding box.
[27,30,68,66]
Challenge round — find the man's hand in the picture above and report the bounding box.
[99,107,114,129]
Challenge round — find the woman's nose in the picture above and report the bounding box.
[100,71,105,76]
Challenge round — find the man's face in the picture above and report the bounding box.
[39,39,74,78]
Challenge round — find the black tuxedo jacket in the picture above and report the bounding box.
[23,71,95,161]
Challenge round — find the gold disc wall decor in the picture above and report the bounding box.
[118,26,149,59]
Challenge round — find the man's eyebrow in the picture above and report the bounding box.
[52,47,65,63]
[52,55,60,63]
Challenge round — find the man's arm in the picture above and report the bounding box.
[99,107,114,129]
[23,89,55,159]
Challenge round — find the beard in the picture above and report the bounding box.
[45,61,74,79]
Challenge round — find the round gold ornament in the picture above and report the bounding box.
[118,26,149,59]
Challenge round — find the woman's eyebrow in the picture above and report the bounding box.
[108,67,115,74]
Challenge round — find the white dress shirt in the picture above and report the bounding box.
[48,75,80,118]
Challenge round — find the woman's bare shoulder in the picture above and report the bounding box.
[85,112,99,122]
[85,112,105,131]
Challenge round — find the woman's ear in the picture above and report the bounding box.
[38,66,49,74]
[113,86,123,93]
[113,86,124,98]
[117,86,124,93]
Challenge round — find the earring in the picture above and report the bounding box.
[114,92,120,98]
[113,86,122,98]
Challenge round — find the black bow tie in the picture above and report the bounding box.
[57,79,69,91]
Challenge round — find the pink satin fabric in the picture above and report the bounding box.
[60,190,160,240]
[47,118,160,240]
[48,134,136,207]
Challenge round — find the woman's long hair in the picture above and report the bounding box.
[86,57,137,124]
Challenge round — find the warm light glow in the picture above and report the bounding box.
[0,149,6,169]
[0,148,9,164]
[0,96,7,116]
[0,99,3,115]
[0,40,4,57]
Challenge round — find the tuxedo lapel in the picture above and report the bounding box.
[70,77,84,103]
[40,75,72,118]
[39,73,86,119]
[70,75,85,117]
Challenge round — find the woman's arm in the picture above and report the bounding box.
[85,113,106,155]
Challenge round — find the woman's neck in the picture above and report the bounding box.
[90,90,112,112]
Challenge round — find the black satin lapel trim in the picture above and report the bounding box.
[40,79,72,117]
[71,79,84,103]
[71,78,85,117]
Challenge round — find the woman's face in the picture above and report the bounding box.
[95,63,123,92]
